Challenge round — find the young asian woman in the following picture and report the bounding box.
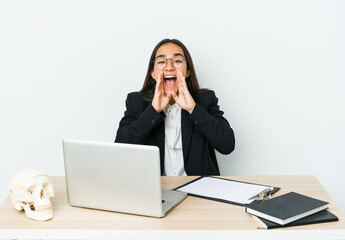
[115,39,235,176]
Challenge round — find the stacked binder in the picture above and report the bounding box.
[245,192,338,229]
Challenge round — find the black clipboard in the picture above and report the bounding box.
[173,176,280,206]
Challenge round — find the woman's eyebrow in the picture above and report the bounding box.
[155,53,185,59]
[155,54,166,59]
[173,53,184,57]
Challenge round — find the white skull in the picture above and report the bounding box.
[7,169,55,221]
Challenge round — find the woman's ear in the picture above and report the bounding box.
[187,69,190,78]
[151,69,156,80]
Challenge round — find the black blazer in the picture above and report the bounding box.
[115,90,235,175]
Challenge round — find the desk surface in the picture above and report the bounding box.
[1,176,345,239]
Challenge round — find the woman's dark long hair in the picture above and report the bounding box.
[139,39,205,101]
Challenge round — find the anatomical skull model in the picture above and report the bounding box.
[8,169,55,221]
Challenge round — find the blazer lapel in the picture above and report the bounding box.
[181,110,193,163]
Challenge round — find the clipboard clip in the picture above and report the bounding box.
[248,187,274,201]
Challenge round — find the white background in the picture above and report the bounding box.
[0,0,344,215]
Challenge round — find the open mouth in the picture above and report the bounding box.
[163,75,177,88]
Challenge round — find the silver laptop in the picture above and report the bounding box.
[62,139,187,217]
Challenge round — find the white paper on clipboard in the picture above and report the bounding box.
[175,177,274,205]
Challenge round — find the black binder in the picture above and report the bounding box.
[245,192,329,225]
[254,209,338,229]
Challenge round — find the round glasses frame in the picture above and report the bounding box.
[154,57,186,70]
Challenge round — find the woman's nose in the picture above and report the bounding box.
[165,59,175,70]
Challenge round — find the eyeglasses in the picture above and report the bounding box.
[154,56,186,70]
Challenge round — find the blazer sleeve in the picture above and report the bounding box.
[115,93,165,144]
[187,90,235,154]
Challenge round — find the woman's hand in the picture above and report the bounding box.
[152,72,171,113]
[172,71,196,114]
